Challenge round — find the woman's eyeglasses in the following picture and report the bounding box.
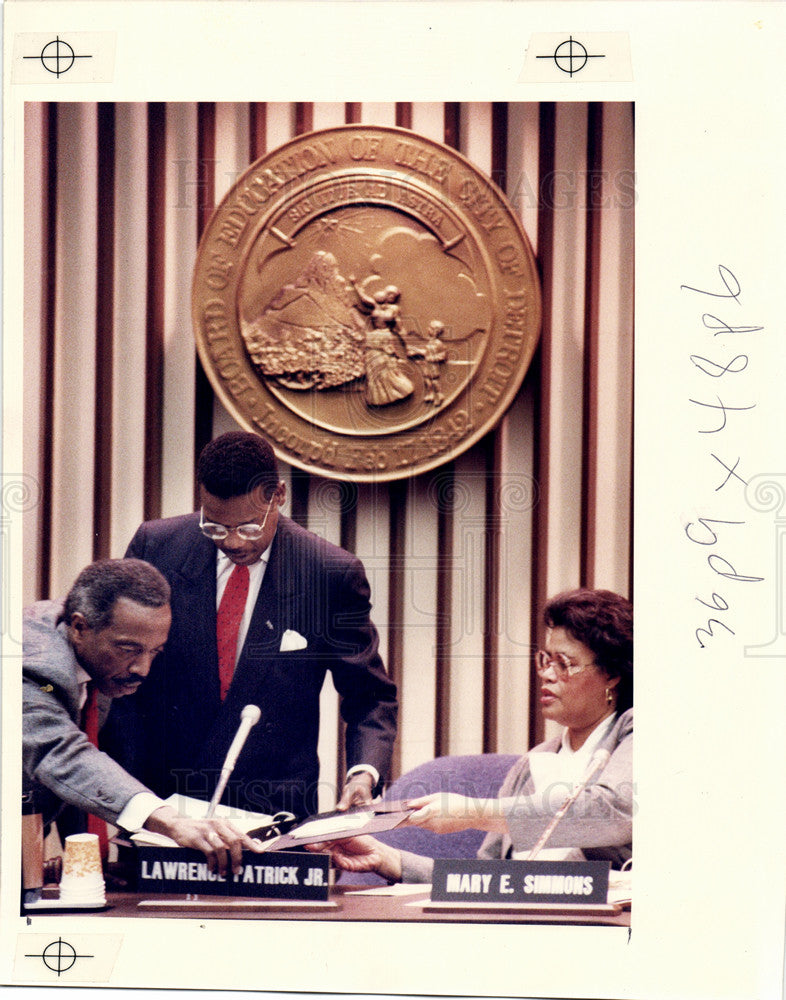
[534,650,596,680]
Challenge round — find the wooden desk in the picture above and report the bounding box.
[76,886,630,927]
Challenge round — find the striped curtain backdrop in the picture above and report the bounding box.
[23,101,634,804]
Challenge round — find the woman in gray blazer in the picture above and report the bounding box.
[313,589,633,883]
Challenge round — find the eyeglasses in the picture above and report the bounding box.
[199,499,274,541]
[534,650,597,680]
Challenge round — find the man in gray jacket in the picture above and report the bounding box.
[23,558,261,874]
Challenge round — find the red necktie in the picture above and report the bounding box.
[217,564,250,700]
[81,683,109,857]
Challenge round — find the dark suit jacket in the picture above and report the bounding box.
[102,514,397,817]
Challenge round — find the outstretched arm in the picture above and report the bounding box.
[404,793,508,835]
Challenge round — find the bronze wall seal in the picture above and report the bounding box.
[193,125,541,481]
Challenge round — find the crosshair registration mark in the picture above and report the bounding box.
[23,36,92,77]
[26,937,93,976]
[537,36,605,77]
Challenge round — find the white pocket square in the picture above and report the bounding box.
[279,628,308,652]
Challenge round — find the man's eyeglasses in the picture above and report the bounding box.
[534,650,597,680]
[199,500,274,541]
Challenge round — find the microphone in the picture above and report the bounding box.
[525,748,611,861]
[204,705,262,819]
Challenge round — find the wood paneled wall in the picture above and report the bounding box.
[24,101,633,803]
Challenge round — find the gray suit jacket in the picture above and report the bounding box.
[400,709,633,882]
[23,601,150,827]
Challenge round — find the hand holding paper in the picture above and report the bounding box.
[143,805,266,876]
[305,834,403,883]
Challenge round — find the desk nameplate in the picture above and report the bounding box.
[135,848,330,900]
[431,858,611,905]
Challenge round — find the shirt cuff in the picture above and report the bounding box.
[346,764,380,788]
[116,792,167,833]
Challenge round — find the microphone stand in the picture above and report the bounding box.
[204,705,261,819]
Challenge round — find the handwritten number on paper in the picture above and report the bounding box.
[680,264,741,303]
[684,517,744,546]
[689,396,755,434]
[702,314,763,336]
[682,266,764,648]
[695,617,736,648]
[695,592,729,612]
[689,354,748,378]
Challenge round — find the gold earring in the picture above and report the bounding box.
[606,687,613,705]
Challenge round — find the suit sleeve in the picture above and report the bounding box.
[399,850,435,884]
[325,556,398,787]
[23,676,151,826]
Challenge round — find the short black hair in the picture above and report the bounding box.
[60,559,171,631]
[196,431,280,500]
[544,588,633,713]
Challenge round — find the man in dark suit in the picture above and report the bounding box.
[24,558,261,873]
[102,432,398,819]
